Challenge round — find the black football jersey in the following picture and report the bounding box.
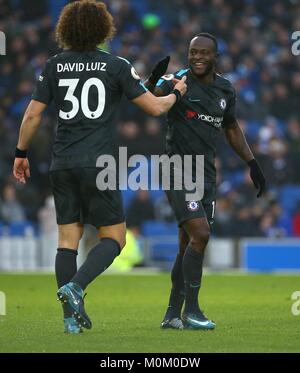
[156,69,237,182]
[32,49,147,170]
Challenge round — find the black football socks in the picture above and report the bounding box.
[182,245,204,314]
[165,253,185,318]
[71,238,120,290]
[55,248,78,318]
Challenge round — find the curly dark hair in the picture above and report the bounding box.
[55,0,116,52]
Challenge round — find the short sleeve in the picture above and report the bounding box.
[223,89,237,127]
[32,61,53,105]
[118,58,147,100]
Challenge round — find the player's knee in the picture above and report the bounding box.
[178,229,189,255]
[101,235,126,251]
[179,238,188,255]
[189,226,210,251]
[58,224,84,249]
[98,222,126,251]
[58,240,80,250]
[59,233,81,249]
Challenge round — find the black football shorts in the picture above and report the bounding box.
[49,168,125,227]
[165,182,216,227]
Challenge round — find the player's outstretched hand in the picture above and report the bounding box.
[13,158,30,184]
[149,56,170,86]
[248,159,266,197]
[173,76,187,97]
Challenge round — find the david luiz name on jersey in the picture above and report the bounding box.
[56,61,107,73]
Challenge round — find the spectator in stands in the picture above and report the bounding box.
[213,197,234,237]
[127,190,155,234]
[259,212,285,238]
[231,206,258,238]
[0,184,25,224]
[286,117,300,160]
[292,203,300,237]
[154,193,175,223]
[141,118,164,156]
[116,121,143,157]
[263,138,296,186]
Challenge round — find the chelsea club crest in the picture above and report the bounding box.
[187,201,199,211]
[219,98,227,110]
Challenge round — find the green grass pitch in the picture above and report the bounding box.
[0,273,299,352]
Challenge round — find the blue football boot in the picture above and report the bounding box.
[182,309,216,330]
[57,282,92,329]
[64,316,83,334]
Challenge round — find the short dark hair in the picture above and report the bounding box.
[196,32,218,52]
[55,0,116,52]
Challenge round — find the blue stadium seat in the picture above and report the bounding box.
[277,120,287,137]
[151,242,177,264]
[277,213,293,236]
[149,189,164,201]
[141,220,177,236]
[226,170,245,187]
[8,222,38,237]
[246,121,261,140]
[122,189,136,210]
[0,222,7,237]
[279,185,300,215]
[131,0,150,16]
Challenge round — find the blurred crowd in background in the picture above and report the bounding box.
[1,0,300,239]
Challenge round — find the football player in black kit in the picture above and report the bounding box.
[13,0,187,333]
[145,33,266,330]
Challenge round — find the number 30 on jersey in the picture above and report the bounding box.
[59,78,105,120]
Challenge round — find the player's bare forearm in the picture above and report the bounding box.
[133,91,176,116]
[224,121,254,163]
[156,94,178,115]
[17,114,41,150]
[17,100,47,150]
